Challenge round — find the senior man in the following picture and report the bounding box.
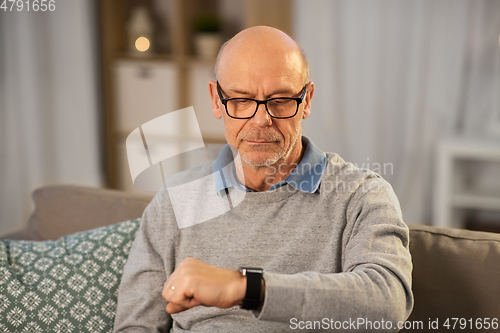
[114,26,413,332]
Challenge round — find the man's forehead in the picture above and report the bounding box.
[222,43,301,64]
[218,48,303,84]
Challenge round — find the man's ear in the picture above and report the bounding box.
[208,80,222,119]
[302,81,314,119]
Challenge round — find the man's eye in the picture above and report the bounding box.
[236,99,251,105]
[271,99,291,105]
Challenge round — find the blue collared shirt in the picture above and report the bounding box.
[213,136,327,195]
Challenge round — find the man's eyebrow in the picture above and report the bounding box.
[228,88,252,96]
[268,88,297,97]
[228,87,298,98]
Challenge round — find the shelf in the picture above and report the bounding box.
[434,137,500,228]
[452,193,500,211]
[440,138,500,161]
[115,54,217,65]
[116,53,176,62]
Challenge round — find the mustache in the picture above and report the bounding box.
[238,129,283,142]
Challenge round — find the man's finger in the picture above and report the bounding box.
[166,297,201,314]
[161,283,176,300]
[166,302,188,314]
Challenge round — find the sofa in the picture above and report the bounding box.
[1,185,499,332]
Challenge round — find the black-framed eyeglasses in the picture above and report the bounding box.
[216,81,307,119]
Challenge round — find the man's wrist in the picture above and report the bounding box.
[233,270,247,306]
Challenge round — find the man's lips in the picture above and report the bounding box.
[246,140,277,144]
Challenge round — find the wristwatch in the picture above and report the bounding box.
[239,267,264,310]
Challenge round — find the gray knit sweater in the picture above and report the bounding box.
[114,153,413,332]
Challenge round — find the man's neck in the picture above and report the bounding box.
[234,143,305,192]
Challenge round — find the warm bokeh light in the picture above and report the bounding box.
[135,36,150,52]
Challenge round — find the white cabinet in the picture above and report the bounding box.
[434,138,500,228]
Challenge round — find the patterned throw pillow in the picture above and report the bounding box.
[0,218,140,333]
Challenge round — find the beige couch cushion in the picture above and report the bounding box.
[25,185,153,240]
[406,224,500,330]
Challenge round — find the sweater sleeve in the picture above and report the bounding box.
[256,178,413,332]
[113,189,178,333]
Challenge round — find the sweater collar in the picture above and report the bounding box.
[213,136,327,196]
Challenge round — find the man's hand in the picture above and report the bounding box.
[162,257,247,314]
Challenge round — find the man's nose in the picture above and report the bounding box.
[250,103,272,127]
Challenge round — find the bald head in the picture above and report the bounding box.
[214,26,309,85]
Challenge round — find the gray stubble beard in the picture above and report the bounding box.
[238,123,302,169]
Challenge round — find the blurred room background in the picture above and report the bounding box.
[1,0,500,237]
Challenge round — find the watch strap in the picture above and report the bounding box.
[239,267,263,310]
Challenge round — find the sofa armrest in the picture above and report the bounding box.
[21,185,153,240]
[0,229,36,241]
[406,224,500,330]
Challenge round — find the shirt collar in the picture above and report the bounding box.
[213,136,327,195]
